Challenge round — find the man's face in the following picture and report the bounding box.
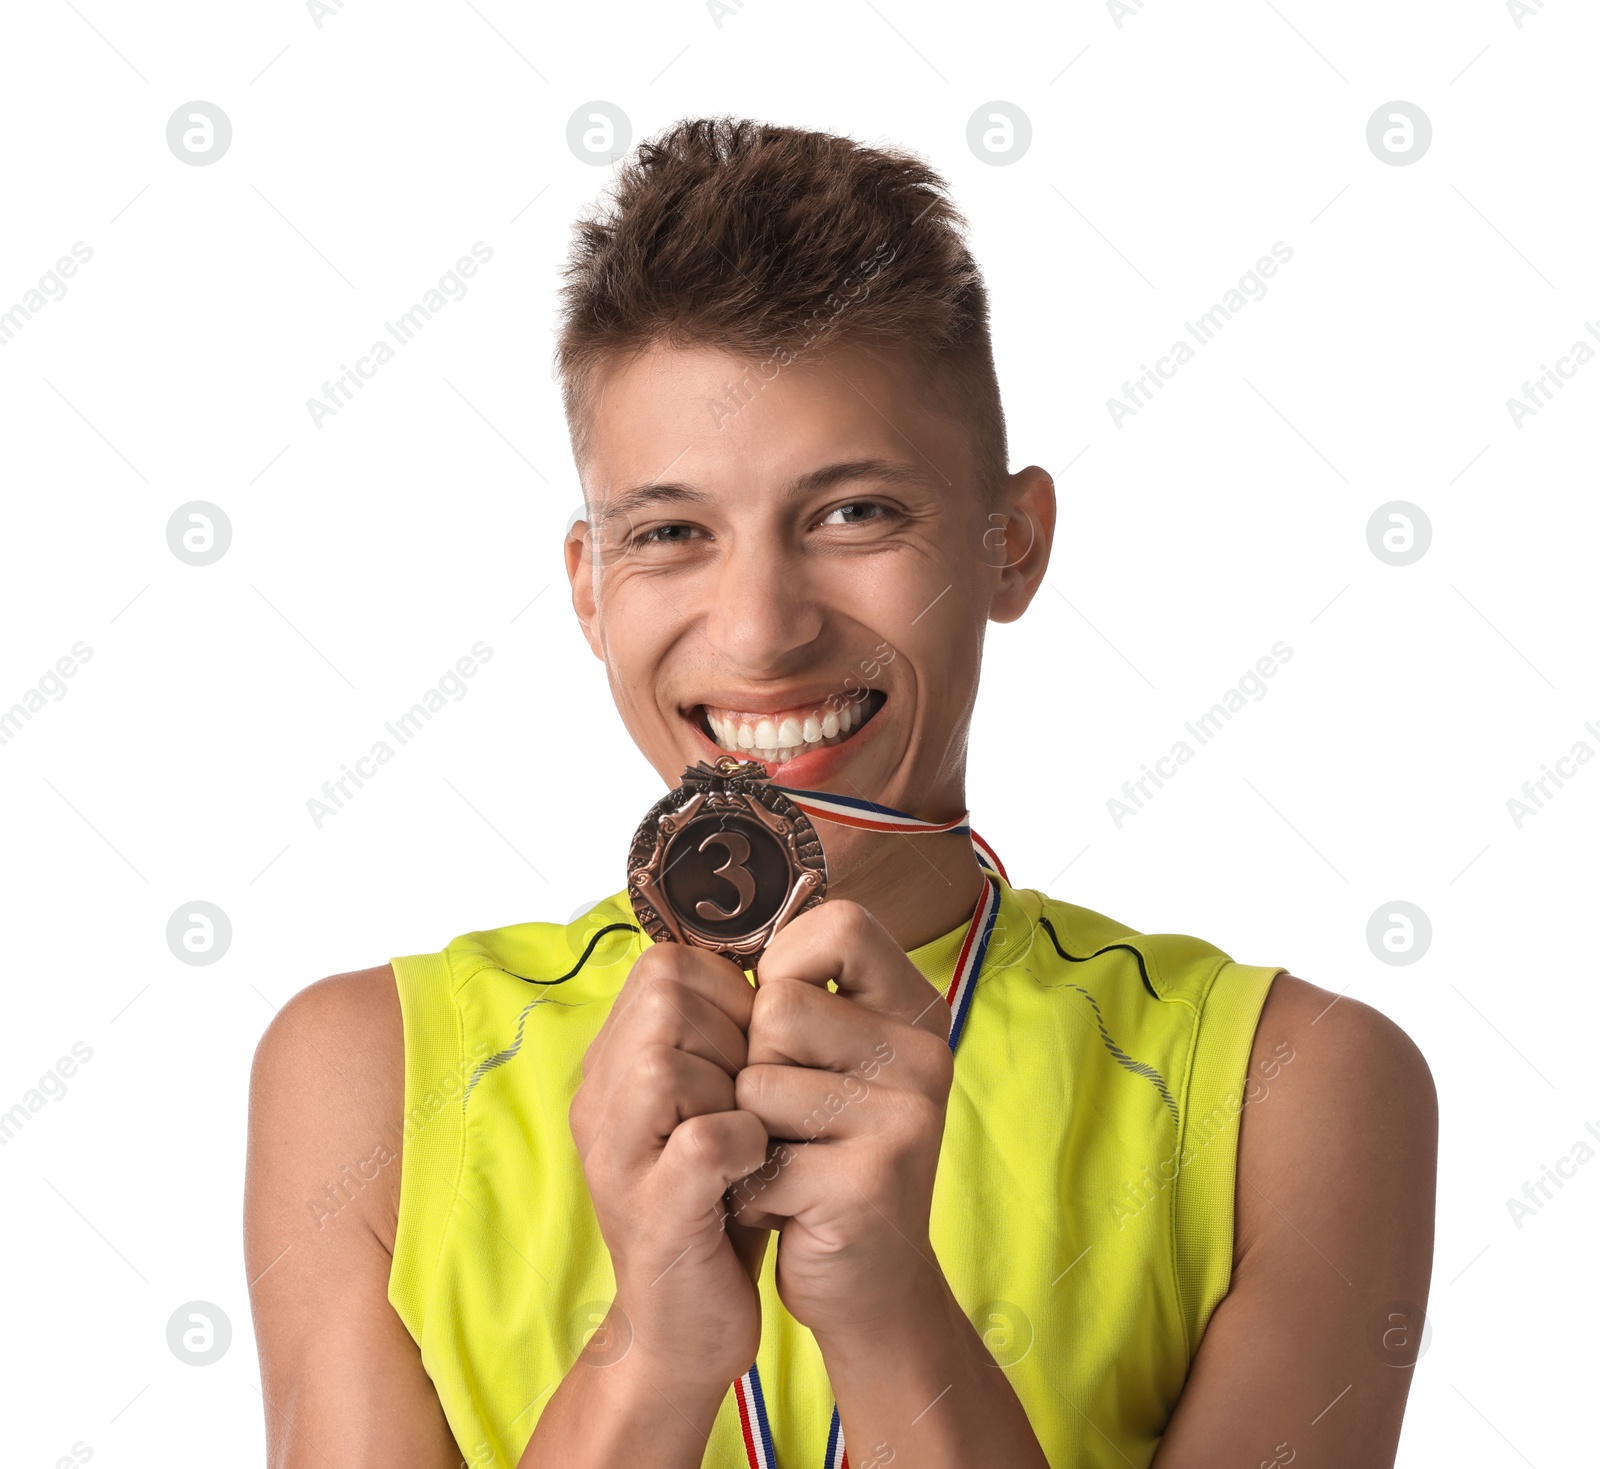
[565,341,1051,842]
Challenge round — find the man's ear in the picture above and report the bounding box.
[986,465,1056,624]
[564,520,605,659]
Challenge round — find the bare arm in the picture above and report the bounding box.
[520,942,775,1468]
[1153,974,1439,1468]
[245,965,464,1469]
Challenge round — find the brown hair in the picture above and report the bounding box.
[555,115,1007,494]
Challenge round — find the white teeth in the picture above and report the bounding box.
[704,694,877,762]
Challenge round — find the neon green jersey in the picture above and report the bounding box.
[388,877,1284,1467]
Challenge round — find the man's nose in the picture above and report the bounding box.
[702,534,824,675]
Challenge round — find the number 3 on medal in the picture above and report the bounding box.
[695,830,756,921]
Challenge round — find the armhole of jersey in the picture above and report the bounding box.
[387,947,469,1347]
[1170,960,1286,1358]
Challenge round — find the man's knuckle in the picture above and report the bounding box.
[675,1112,723,1166]
[828,900,871,943]
[753,979,804,1030]
[734,1065,768,1110]
[631,1041,679,1089]
[633,944,680,978]
[640,979,687,1028]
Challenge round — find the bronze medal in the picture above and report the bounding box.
[627,756,828,966]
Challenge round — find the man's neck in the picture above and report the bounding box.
[828,829,989,953]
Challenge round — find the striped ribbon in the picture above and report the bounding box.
[777,785,1008,887]
[733,790,1005,1469]
[776,785,971,837]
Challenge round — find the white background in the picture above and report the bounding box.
[1,1,1595,1464]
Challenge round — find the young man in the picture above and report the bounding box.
[246,117,1437,1469]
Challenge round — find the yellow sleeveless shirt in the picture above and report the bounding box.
[388,878,1283,1467]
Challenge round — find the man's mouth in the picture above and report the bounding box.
[695,690,887,765]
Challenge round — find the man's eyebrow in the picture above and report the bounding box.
[785,457,943,497]
[596,458,940,520]
[595,482,708,522]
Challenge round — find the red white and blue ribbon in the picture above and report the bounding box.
[777,785,971,838]
[966,830,1009,886]
[942,858,1000,1054]
[733,1364,779,1469]
[733,792,1005,1469]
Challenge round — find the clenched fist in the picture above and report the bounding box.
[569,941,773,1389]
[727,900,957,1338]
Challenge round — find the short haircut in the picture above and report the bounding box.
[554,115,1008,496]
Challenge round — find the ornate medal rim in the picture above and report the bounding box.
[627,759,828,965]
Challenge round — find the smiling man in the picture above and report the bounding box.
[246,117,1438,1469]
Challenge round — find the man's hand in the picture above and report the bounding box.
[726,899,1050,1469]
[567,941,774,1389]
[729,900,957,1336]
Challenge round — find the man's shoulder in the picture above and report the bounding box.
[1250,972,1432,1062]
[252,965,403,1095]
[1159,973,1437,1459]
[1243,973,1436,1138]
[244,963,469,1466]
[248,965,405,1252]
[264,962,400,1025]
[1234,973,1437,1266]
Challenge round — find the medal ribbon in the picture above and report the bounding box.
[777,785,1009,886]
[733,790,1005,1469]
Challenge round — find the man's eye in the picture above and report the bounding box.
[820,501,888,526]
[635,523,700,546]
